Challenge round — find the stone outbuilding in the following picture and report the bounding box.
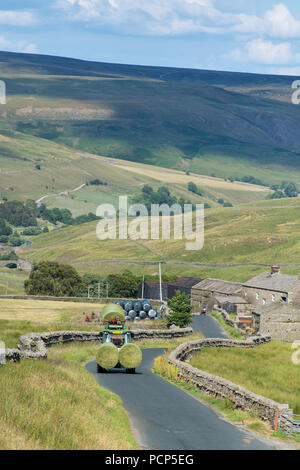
[215,295,252,315]
[191,278,244,313]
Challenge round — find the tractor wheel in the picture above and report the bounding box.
[97,364,106,373]
[125,368,136,374]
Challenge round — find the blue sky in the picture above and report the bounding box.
[1,1,300,75]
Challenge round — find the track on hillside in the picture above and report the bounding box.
[86,315,274,450]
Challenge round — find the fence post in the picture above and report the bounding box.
[274,409,280,431]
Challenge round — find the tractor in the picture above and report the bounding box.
[96,303,142,374]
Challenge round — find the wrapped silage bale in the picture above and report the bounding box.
[119,343,142,369]
[102,304,125,322]
[133,301,142,313]
[143,303,151,313]
[139,310,147,319]
[96,343,119,370]
[128,309,136,319]
[124,301,133,312]
[148,309,157,319]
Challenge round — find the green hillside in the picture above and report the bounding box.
[1,51,300,189]
[19,198,300,282]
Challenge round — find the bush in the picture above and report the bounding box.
[25,262,84,297]
[9,237,24,247]
[22,227,42,236]
[167,290,192,328]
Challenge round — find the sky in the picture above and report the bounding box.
[1,1,300,75]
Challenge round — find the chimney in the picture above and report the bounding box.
[271,265,280,275]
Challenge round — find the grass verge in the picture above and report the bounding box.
[211,311,244,340]
[0,342,138,450]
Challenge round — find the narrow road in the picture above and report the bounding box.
[191,314,229,339]
[86,315,275,450]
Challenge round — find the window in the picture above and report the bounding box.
[256,292,259,300]
[263,298,266,305]
[272,295,275,302]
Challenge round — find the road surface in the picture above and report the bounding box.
[86,315,274,450]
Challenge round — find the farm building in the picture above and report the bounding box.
[242,265,300,307]
[139,281,169,301]
[138,277,202,301]
[214,295,252,315]
[252,303,300,342]
[191,278,244,313]
[167,277,202,298]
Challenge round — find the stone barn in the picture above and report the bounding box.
[191,278,243,313]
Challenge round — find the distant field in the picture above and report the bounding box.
[0,298,105,323]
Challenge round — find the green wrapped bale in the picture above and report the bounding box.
[102,304,125,322]
[119,343,142,370]
[96,343,119,370]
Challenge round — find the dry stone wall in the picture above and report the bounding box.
[168,335,291,428]
[3,327,193,363]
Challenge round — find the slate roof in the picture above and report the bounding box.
[215,295,248,305]
[167,277,202,288]
[192,278,242,295]
[254,302,300,317]
[243,272,299,293]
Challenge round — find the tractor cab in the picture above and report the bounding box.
[101,317,132,348]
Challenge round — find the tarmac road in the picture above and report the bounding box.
[86,315,274,450]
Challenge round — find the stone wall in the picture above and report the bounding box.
[259,312,300,342]
[2,327,193,363]
[168,335,291,428]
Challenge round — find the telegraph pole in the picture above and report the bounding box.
[142,274,145,300]
[159,262,162,303]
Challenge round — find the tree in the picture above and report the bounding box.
[25,262,84,297]
[167,290,192,328]
[107,273,139,298]
[188,182,203,196]
[142,184,153,195]
[0,201,37,227]
[0,218,12,236]
[283,182,298,198]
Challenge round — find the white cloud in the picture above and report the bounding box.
[55,1,300,39]
[266,3,300,38]
[0,10,37,26]
[246,39,293,65]
[0,35,37,54]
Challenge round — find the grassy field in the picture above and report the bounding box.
[0,272,27,296]
[0,343,138,450]
[190,341,300,414]
[19,197,300,281]
[0,298,105,324]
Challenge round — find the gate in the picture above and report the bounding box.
[278,412,300,437]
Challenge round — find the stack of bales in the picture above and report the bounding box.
[98,303,142,371]
[113,300,161,321]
